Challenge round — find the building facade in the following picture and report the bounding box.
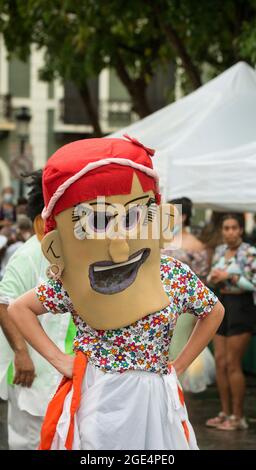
[0,35,174,195]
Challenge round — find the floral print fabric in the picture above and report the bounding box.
[243,245,256,287]
[211,243,256,293]
[35,255,218,375]
[162,248,210,282]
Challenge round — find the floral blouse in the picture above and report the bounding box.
[210,243,255,293]
[35,255,218,375]
[162,248,210,282]
[244,245,256,287]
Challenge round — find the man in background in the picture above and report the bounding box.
[0,170,76,449]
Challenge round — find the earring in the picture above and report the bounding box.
[46,264,62,281]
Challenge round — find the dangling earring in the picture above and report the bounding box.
[46,264,62,280]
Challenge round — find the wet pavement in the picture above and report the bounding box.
[0,377,255,450]
[185,375,256,450]
[0,398,7,450]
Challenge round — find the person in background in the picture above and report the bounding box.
[0,215,33,279]
[0,225,23,278]
[206,213,256,431]
[16,197,28,218]
[0,234,8,281]
[0,187,16,228]
[199,211,224,267]
[15,214,34,243]
[0,225,17,245]
[0,170,75,449]
[165,197,210,281]
[164,197,215,393]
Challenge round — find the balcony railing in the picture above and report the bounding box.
[100,100,135,129]
[0,94,12,120]
[55,98,136,134]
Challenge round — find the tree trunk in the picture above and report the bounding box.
[79,81,103,136]
[114,54,152,118]
[133,79,152,118]
[162,23,202,89]
[152,4,202,90]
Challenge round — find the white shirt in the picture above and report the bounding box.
[0,235,75,416]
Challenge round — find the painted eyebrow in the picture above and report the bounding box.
[89,202,116,207]
[124,195,150,207]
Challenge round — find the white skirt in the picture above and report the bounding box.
[51,363,198,450]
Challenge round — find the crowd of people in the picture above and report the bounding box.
[0,142,255,450]
[0,185,34,280]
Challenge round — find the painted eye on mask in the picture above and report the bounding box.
[72,203,116,239]
[121,206,142,232]
[72,204,92,240]
[87,211,114,233]
[120,200,157,234]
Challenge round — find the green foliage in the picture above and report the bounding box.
[0,1,169,86]
[154,0,256,89]
[1,0,256,103]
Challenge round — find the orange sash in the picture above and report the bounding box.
[39,351,87,450]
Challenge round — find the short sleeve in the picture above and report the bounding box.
[161,256,218,319]
[180,264,218,318]
[35,279,72,314]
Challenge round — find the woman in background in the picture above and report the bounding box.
[206,213,255,430]
[164,197,215,393]
[0,187,16,229]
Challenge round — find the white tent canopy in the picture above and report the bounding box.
[111,62,256,211]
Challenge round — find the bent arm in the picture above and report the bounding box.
[8,289,73,377]
[0,302,36,387]
[0,302,29,354]
[173,301,224,375]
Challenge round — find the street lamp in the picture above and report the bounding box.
[15,106,31,197]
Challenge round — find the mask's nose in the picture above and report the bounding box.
[108,236,129,263]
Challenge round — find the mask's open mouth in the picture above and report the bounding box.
[89,248,150,294]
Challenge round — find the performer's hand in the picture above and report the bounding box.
[13,349,36,387]
[53,353,74,379]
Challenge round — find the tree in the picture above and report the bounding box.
[0,0,171,134]
[1,0,256,134]
[151,0,256,93]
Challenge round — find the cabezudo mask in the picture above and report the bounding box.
[41,135,171,329]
